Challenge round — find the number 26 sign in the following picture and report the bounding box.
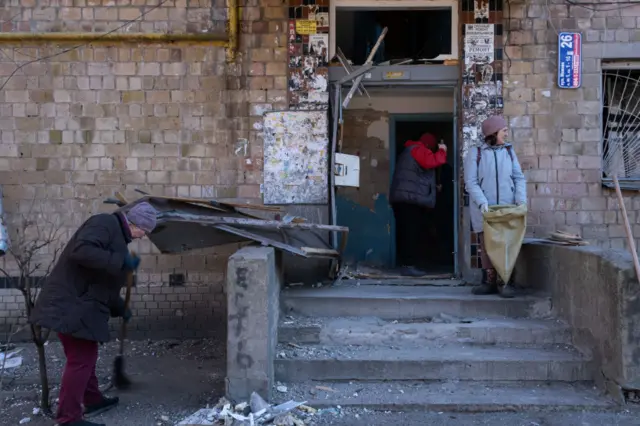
[557,32,582,89]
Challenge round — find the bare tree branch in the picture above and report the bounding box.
[0,195,66,413]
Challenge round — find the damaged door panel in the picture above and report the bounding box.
[112,196,348,259]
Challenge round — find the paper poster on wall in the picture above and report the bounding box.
[263,111,329,204]
[296,20,317,35]
[464,24,494,69]
[309,34,329,64]
[474,0,489,19]
[316,12,329,27]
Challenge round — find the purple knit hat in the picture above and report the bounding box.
[126,202,157,233]
[481,116,508,137]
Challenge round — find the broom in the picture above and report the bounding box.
[112,262,135,390]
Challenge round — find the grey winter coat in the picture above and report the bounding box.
[463,143,527,233]
[30,213,130,343]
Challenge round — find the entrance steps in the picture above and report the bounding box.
[274,284,613,412]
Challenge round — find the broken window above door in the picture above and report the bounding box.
[333,6,457,65]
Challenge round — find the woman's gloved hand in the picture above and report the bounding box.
[480,204,489,213]
[123,253,141,271]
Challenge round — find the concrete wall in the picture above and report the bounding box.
[0,0,289,337]
[503,0,640,247]
[514,242,640,397]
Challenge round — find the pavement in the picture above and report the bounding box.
[2,337,639,426]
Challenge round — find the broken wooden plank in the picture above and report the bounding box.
[342,27,388,109]
[213,224,309,258]
[115,192,129,205]
[158,212,349,233]
[300,247,340,258]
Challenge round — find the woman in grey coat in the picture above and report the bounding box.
[463,116,527,298]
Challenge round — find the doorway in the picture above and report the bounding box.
[390,113,457,275]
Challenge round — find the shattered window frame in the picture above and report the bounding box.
[329,0,459,63]
[601,61,640,191]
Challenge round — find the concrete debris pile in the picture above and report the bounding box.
[177,393,315,426]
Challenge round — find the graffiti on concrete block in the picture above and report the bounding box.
[229,266,254,369]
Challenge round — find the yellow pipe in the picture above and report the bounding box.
[0,32,228,44]
[0,1,239,61]
[226,0,238,62]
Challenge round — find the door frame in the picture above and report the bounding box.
[389,111,459,276]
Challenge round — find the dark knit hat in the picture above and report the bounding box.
[126,202,157,233]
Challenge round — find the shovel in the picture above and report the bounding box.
[112,267,134,390]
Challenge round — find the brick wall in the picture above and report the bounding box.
[0,0,288,339]
[503,0,640,249]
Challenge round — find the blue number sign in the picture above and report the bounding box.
[557,32,582,89]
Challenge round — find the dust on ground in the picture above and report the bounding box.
[1,338,639,426]
[1,337,226,426]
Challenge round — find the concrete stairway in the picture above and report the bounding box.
[273,284,613,411]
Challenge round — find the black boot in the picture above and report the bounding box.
[472,269,498,295]
[497,275,516,298]
[62,420,106,426]
[84,396,119,417]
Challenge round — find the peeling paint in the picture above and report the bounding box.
[366,118,389,148]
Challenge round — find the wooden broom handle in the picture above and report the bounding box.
[613,176,640,283]
[119,251,136,356]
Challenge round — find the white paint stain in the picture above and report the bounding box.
[366,118,389,148]
[234,138,248,156]
[371,158,378,167]
[541,90,551,98]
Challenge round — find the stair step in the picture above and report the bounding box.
[274,344,592,382]
[339,278,466,286]
[273,381,612,412]
[278,317,572,346]
[281,285,551,319]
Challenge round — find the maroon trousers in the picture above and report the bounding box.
[56,333,104,424]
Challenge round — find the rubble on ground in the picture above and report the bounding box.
[176,392,316,426]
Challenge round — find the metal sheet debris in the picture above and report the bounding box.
[111,196,347,260]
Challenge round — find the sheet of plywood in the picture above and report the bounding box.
[263,111,329,205]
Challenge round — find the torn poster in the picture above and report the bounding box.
[263,111,329,204]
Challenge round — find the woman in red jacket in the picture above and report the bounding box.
[390,133,447,276]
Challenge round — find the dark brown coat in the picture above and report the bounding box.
[30,213,131,343]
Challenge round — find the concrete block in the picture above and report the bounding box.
[226,246,280,402]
